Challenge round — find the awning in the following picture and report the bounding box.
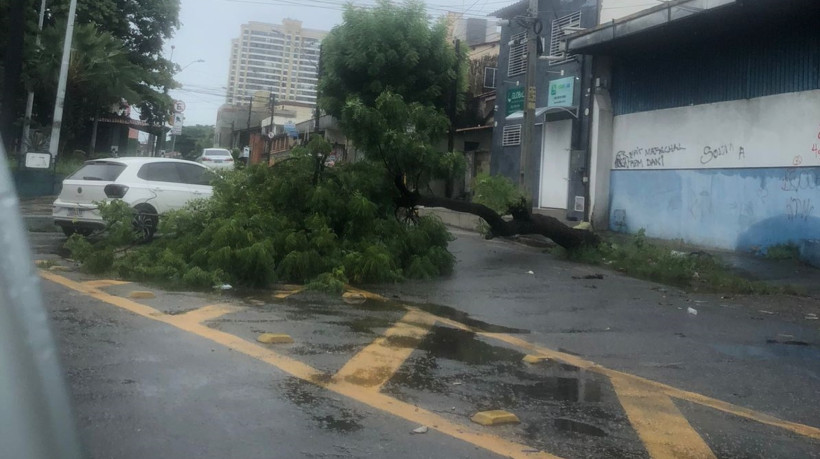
[506,106,578,121]
[567,0,737,54]
[566,0,820,55]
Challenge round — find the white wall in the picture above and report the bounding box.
[612,90,820,170]
[589,93,614,229]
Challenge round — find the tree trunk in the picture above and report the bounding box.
[0,0,26,152]
[393,175,598,249]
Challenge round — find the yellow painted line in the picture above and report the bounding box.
[273,285,304,299]
[345,286,390,302]
[81,279,132,288]
[606,368,820,441]
[330,380,560,459]
[610,374,716,458]
[175,304,242,323]
[478,332,820,441]
[40,271,559,459]
[333,310,434,389]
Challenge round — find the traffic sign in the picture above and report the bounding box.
[173,100,186,113]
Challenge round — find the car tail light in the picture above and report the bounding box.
[104,184,129,198]
[202,157,212,161]
[225,157,233,162]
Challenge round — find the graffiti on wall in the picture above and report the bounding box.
[612,90,820,170]
[613,143,686,169]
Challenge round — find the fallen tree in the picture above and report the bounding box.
[321,1,598,251]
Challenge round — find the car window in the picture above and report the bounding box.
[67,162,126,181]
[137,163,183,183]
[177,163,215,186]
[204,149,230,157]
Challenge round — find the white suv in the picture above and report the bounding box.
[53,157,214,239]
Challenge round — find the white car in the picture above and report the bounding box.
[196,148,235,170]
[53,157,214,240]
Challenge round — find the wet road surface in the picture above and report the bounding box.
[32,230,820,458]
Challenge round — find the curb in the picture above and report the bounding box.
[24,215,60,233]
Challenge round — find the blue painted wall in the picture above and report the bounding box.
[609,168,820,251]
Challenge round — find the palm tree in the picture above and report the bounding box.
[30,22,143,155]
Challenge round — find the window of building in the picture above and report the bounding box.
[502,124,522,146]
[549,11,581,66]
[507,32,526,76]
[483,67,497,89]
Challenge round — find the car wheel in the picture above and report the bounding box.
[132,205,158,242]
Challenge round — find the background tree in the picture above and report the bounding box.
[321,1,596,249]
[30,22,142,154]
[0,0,30,151]
[0,0,179,153]
[44,0,180,127]
[174,125,215,160]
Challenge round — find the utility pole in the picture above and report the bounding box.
[48,0,78,159]
[21,0,47,155]
[267,91,276,163]
[519,0,539,205]
[247,96,253,132]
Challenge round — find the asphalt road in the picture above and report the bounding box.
[28,229,820,458]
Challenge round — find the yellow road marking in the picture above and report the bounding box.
[40,271,559,459]
[273,284,305,299]
[81,279,131,288]
[175,304,242,323]
[477,332,820,441]
[610,375,716,458]
[334,310,434,389]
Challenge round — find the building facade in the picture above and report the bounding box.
[226,20,326,106]
[491,0,599,221]
[568,0,820,263]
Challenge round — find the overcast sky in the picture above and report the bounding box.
[165,0,506,127]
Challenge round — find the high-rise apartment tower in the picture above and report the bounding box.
[226,19,327,106]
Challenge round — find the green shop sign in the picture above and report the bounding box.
[548,76,575,107]
[506,87,524,115]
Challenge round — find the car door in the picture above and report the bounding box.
[135,162,196,213]
[176,163,214,200]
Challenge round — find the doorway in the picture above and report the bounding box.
[538,119,572,209]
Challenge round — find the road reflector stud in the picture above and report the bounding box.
[128,291,155,299]
[523,355,549,364]
[471,410,520,426]
[342,292,367,304]
[257,333,294,344]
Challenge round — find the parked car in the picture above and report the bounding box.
[53,157,215,240]
[195,148,235,170]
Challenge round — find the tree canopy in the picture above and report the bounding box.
[0,0,180,152]
[319,0,459,118]
[174,125,215,160]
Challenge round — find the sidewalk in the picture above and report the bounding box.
[18,195,59,233]
[422,207,820,299]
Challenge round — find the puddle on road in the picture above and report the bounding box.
[381,324,644,457]
[280,377,364,433]
[416,326,524,365]
[408,302,529,334]
[387,325,604,404]
[329,316,395,334]
[554,417,608,437]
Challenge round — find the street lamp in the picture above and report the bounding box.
[167,59,205,155]
[178,59,205,73]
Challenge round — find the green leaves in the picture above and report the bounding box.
[66,160,455,290]
[319,0,456,118]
